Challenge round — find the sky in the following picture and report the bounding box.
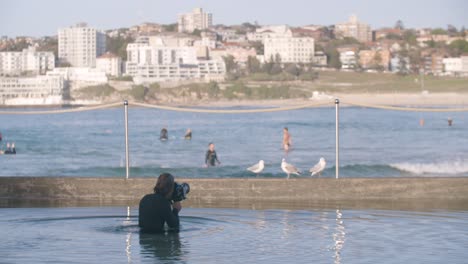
[1,0,467,37]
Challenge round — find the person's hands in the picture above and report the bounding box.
[173,201,182,212]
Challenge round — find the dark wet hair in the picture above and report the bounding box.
[154,173,175,197]
[208,142,214,146]
[284,127,288,131]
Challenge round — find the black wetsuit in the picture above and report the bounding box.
[205,150,220,166]
[160,129,168,140]
[139,193,179,233]
[184,132,192,140]
[4,147,15,155]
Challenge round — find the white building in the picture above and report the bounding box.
[58,23,106,67]
[390,56,410,73]
[340,51,357,69]
[0,75,64,105]
[443,58,462,74]
[96,52,122,77]
[46,67,108,90]
[178,8,213,33]
[126,39,225,83]
[0,46,55,76]
[335,15,372,43]
[247,25,293,43]
[264,37,315,63]
[443,56,468,76]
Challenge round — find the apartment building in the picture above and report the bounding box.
[358,49,390,70]
[58,23,106,67]
[96,52,122,77]
[264,37,314,63]
[126,38,225,83]
[247,25,293,43]
[335,15,372,43]
[0,46,55,76]
[178,8,213,33]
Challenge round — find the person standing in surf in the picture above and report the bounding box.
[205,142,220,167]
[283,127,292,152]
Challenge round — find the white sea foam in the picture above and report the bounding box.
[391,160,468,175]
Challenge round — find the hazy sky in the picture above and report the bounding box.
[1,0,467,37]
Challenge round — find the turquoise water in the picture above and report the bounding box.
[1,206,467,264]
[0,106,467,177]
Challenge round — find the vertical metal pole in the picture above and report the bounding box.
[124,100,130,179]
[335,99,339,179]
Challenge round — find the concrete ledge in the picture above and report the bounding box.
[1,177,468,209]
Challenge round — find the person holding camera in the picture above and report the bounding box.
[139,173,182,233]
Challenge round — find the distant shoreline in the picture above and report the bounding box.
[1,92,468,109]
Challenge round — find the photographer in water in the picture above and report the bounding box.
[139,173,189,233]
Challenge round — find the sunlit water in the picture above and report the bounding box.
[0,106,467,177]
[0,207,467,264]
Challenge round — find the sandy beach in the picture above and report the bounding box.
[168,92,468,108]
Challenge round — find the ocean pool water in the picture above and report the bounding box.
[1,206,467,264]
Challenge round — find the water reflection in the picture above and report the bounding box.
[124,206,132,263]
[139,232,186,264]
[333,209,346,264]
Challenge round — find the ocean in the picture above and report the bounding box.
[0,105,467,178]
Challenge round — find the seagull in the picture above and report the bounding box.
[310,157,326,177]
[281,158,301,179]
[247,160,265,176]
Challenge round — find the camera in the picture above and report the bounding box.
[172,182,190,202]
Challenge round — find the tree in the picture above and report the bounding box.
[285,64,302,78]
[162,23,177,32]
[447,24,458,36]
[223,55,237,74]
[431,28,447,35]
[106,35,134,61]
[207,81,220,98]
[250,41,264,55]
[274,53,282,64]
[246,56,261,74]
[448,39,468,56]
[394,20,404,30]
[192,29,202,37]
[402,30,418,46]
[325,48,341,69]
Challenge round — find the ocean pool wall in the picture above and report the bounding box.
[1,177,468,210]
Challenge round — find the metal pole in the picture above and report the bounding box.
[335,99,339,179]
[124,100,130,179]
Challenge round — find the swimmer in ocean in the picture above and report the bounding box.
[160,127,168,141]
[184,129,192,140]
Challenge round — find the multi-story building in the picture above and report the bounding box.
[443,56,468,76]
[264,37,315,63]
[0,46,55,76]
[46,67,108,90]
[178,8,213,33]
[335,15,372,43]
[58,23,106,67]
[390,56,410,73]
[0,75,64,105]
[339,51,357,69]
[247,25,293,43]
[312,51,327,66]
[422,52,445,75]
[125,38,225,83]
[358,49,390,70]
[96,52,122,77]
